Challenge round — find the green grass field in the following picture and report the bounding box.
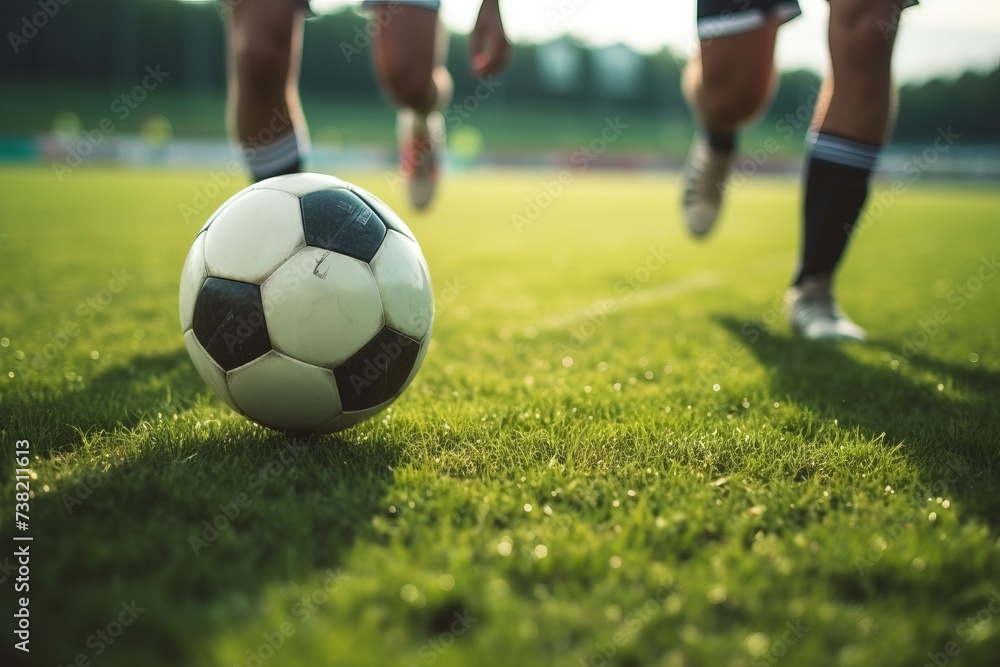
[1,166,998,667]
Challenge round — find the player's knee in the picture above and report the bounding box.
[702,82,769,128]
[379,61,434,110]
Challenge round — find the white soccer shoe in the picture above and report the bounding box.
[786,276,867,341]
[397,109,445,211]
[681,133,734,238]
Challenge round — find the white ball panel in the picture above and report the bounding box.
[199,188,245,235]
[228,351,343,431]
[262,247,384,367]
[371,230,433,340]
[179,232,208,333]
[184,330,242,414]
[254,172,351,197]
[204,188,305,284]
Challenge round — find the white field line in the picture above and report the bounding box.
[531,271,719,333]
[526,252,790,334]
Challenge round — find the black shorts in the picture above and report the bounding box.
[697,0,919,41]
[218,0,440,19]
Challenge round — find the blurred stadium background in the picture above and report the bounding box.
[2,0,998,182]
[3,4,1000,665]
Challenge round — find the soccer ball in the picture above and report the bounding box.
[179,173,433,434]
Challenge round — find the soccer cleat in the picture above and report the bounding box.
[786,276,866,341]
[681,134,734,238]
[397,109,445,211]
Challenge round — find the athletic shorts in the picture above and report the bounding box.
[302,0,441,15]
[697,0,919,41]
[361,0,440,9]
[219,1,442,18]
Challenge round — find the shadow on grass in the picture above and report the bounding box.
[2,350,401,667]
[1,349,201,456]
[714,315,1000,523]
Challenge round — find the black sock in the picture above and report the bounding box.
[706,130,736,155]
[793,131,881,286]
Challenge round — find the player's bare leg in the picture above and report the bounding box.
[371,6,452,210]
[680,20,780,237]
[225,0,309,182]
[787,0,906,340]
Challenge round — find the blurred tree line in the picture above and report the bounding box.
[2,0,997,142]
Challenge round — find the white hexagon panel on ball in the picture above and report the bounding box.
[228,351,344,431]
[370,230,433,341]
[203,188,305,284]
[262,247,384,368]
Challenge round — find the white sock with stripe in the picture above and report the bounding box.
[242,128,309,182]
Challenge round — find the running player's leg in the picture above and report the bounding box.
[788,0,912,340]
[369,2,449,210]
[680,0,800,237]
[684,30,779,149]
[811,76,900,154]
[225,0,309,182]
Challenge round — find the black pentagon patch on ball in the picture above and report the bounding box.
[334,327,421,412]
[350,187,415,242]
[301,189,387,262]
[193,277,272,371]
